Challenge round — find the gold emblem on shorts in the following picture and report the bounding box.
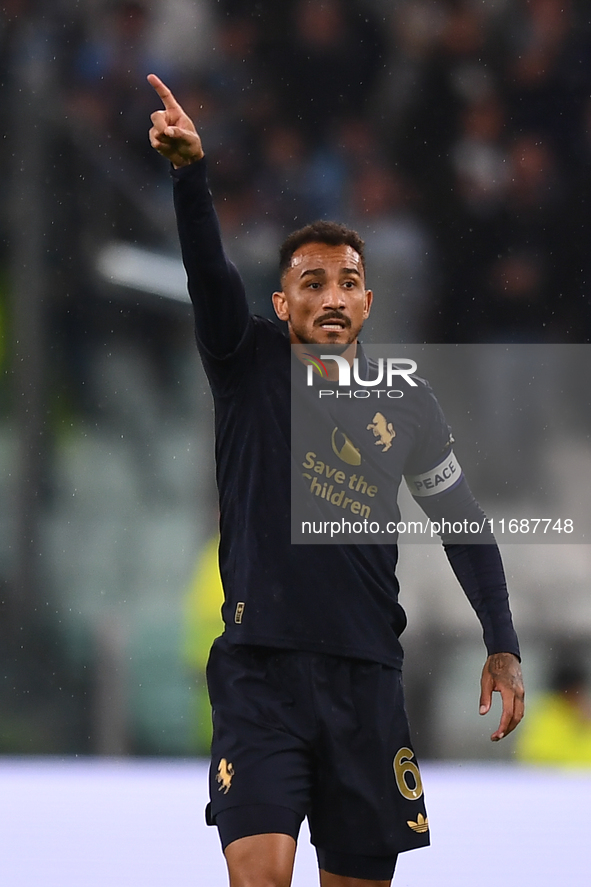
[407,812,429,834]
[235,602,245,624]
[216,758,234,794]
[367,412,396,453]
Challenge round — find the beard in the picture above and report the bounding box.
[289,313,362,351]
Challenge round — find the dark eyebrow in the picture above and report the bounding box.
[299,267,362,279]
[300,268,325,279]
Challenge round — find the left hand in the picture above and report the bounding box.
[479,652,525,741]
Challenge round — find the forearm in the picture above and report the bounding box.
[172,159,249,357]
[444,542,520,659]
[416,475,520,657]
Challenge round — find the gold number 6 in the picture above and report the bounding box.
[393,747,423,800]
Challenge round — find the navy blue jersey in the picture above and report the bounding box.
[291,351,457,541]
[173,159,520,668]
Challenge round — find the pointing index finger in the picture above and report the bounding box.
[147,74,180,110]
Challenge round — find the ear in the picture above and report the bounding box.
[272,290,290,322]
[363,289,373,319]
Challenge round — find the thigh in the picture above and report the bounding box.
[206,639,314,824]
[224,833,297,887]
[309,658,430,859]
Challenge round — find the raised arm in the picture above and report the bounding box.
[147,75,249,359]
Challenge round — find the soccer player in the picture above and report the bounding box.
[147,74,525,887]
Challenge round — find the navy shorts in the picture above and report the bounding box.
[205,637,430,880]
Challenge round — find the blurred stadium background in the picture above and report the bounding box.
[1,0,591,881]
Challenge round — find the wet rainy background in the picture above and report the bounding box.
[1,0,591,883]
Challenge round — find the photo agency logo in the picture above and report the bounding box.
[299,347,419,400]
[291,343,590,545]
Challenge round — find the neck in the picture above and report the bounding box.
[324,341,357,379]
[292,340,358,380]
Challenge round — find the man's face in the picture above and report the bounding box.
[272,241,372,346]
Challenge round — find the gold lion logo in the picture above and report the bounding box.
[216,758,234,794]
[407,812,429,834]
[367,412,396,453]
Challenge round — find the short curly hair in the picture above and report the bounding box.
[279,220,366,280]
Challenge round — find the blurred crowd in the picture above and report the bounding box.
[1,0,591,757]
[3,0,591,361]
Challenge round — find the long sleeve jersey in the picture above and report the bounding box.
[172,158,520,669]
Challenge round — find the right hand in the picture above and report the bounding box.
[147,74,204,168]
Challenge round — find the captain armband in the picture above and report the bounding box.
[405,451,463,498]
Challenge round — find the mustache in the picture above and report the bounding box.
[314,311,351,327]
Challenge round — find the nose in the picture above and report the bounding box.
[322,284,345,310]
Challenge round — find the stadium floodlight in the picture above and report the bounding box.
[96,241,191,304]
